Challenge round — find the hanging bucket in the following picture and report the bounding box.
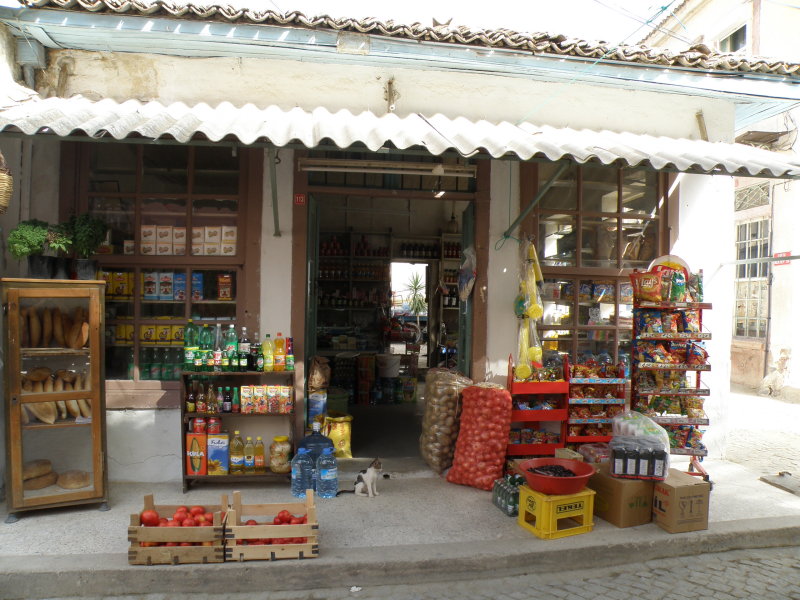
[0,151,12,215]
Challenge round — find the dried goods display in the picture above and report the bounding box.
[419,369,473,474]
[567,358,627,444]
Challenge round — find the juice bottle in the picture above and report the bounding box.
[244,436,255,474]
[254,436,266,474]
[262,334,274,372]
[273,332,286,372]
[286,337,294,372]
[232,387,241,413]
[230,430,245,474]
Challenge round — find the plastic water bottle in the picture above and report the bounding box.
[316,447,338,499]
[298,421,334,490]
[290,448,313,498]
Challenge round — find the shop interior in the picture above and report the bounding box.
[309,190,471,458]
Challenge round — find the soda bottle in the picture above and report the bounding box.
[172,348,183,381]
[198,324,213,368]
[213,324,223,372]
[139,347,151,381]
[230,430,245,474]
[215,386,224,414]
[273,332,286,372]
[290,448,314,499]
[286,337,294,372]
[244,436,255,474]
[196,382,207,414]
[232,387,241,413]
[183,319,199,372]
[262,334,275,372]
[222,386,232,413]
[297,421,334,491]
[254,436,266,474]
[126,348,135,380]
[223,324,238,372]
[186,380,196,413]
[316,447,338,499]
[250,331,262,371]
[238,327,251,372]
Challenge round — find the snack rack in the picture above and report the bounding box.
[506,355,568,456]
[566,364,627,444]
[630,299,712,479]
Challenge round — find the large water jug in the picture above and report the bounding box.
[316,447,338,499]
[290,448,313,499]
[298,421,334,490]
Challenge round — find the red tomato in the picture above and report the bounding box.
[273,516,283,525]
[277,509,292,523]
[158,517,168,526]
[181,517,197,527]
[166,520,180,527]
[173,512,186,524]
[179,542,193,546]
[245,519,259,526]
[290,517,303,525]
[203,512,214,523]
[165,542,179,547]
[200,520,213,527]
[189,505,205,517]
[140,509,160,527]
[158,520,169,527]
[301,515,308,524]
[176,506,189,513]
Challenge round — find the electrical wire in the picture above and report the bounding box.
[589,0,692,45]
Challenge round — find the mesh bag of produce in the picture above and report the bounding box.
[419,369,473,474]
[446,383,512,490]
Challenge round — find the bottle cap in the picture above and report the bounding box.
[256,436,262,441]
[247,436,252,440]
[274,435,289,442]
[234,430,240,434]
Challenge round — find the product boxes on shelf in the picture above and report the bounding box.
[141,242,155,255]
[204,226,222,243]
[204,243,220,256]
[221,225,237,242]
[139,325,156,345]
[173,226,187,244]
[206,433,229,476]
[224,491,319,562]
[171,325,184,346]
[589,462,654,528]
[221,242,236,256]
[652,468,711,533]
[156,225,173,244]
[141,225,156,243]
[156,325,172,345]
[174,243,186,256]
[159,272,174,300]
[186,433,207,476]
[128,494,225,565]
[191,273,204,301]
[156,242,173,256]
[123,240,135,255]
[173,273,187,301]
[191,227,204,243]
[191,243,203,256]
[142,271,159,300]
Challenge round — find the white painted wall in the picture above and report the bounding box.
[43,49,733,141]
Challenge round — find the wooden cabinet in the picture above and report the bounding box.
[2,278,108,521]
[180,370,295,492]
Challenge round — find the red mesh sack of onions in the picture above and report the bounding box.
[446,383,512,491]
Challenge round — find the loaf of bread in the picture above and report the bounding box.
[28,307,41,347]
[27,367,51,382]
[52,307,64,347]
[57,470,90,490]
[56,369,76,383]
[66,399,81,418]
[23,459,53,480]
[24,471,58,490]
[56,400,67,419]
[20,307,29,347]
[77,398,92,418]
[41,307,52,347]
[27,401,57,424]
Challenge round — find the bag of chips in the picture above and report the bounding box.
[630,271,662,302]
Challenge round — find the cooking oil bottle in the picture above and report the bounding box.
[244,436,255,474]
[254,436,266,474]
[230,430,245,474]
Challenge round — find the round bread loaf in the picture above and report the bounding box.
[23,470,58,490]
[57,470,90,490]
[23,459,53,480]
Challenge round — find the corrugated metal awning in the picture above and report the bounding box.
[1,95,799,178]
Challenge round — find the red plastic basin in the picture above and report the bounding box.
[518,458,595,495]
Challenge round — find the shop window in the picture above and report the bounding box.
[735,182,770,212]
[719,25,746,53]
[65,142,259,385]
[734,218,770,338]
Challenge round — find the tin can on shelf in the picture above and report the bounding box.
[192,417,207,433]
[207,417,221,434]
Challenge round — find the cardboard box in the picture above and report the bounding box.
[141,242,155,255]
[159,272,174,300]
[652,468,711,534]
[142,271,159,299]
[186,433,207,476]
[112,271,131,298]
[204,242,220,256]
[139,325,156,345]
[221,242,236,256]
[191,243,203,256]
[171,325,184,346]
[123,240,135,255]
[204,226,222,243]
[173,226,187,243]
[191,227,205,243]
[221,225,237,242]
[156,225,173,244]
[173,243,186,256]
[173,272,187,301]
[141,224,156,243]
[156,324,172,345]
[191,272,204,301]
[207,433,229,475]
[589,462,654,528]
[555,448,584,461]
[156,242,173,256]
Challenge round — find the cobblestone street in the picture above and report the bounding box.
[79,546,800,600]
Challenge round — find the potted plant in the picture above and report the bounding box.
[68,213,107,279]
[7,219,53,278]
[47,222,73,279]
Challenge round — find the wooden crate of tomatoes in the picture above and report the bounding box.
[224,490,319,562]
[128,494,226,565]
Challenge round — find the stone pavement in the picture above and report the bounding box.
[65,546,800,600]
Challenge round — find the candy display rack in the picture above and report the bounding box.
[630,299,712,479]
[567,365,627,444]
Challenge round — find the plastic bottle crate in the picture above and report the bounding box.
[517,485,595,540]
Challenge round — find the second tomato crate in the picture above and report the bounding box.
[224,490,319,561]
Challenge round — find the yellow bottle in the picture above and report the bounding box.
[254,436,266,474]
[262,334,275,372]
[230,430,245,474]
[244,436,255,474]
[273,332,286,372]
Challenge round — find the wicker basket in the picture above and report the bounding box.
[0,151,12,215]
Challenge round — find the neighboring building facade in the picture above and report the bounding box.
[2,1,800,483]
[644,0,800,394]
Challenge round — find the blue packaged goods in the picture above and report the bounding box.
[173,272,187,301]
[191,272,204,301]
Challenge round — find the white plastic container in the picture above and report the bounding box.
[377,353,401,378]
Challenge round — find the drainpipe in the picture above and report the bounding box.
[268,147,281,237]
[763,189,775,378]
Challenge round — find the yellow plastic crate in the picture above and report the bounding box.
[517,485,595,540]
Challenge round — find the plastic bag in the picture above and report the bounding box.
[308,356,331,393]
[323,412,353,459]
[458,246,476,302]
[612,410,670,450]
[446,383,512,490]
[419,370,473,474]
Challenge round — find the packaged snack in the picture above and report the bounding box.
[577,442,610,463]
[521,428,535,444]
[687,271,704,302]
[635,309,663,334]
[619,283,634,304]
[685,427,705,448]
[682,310,701,333]
[669,343,688,364]
[569,425,583,437]
[593,282,615,303]
[686,343,709,366]
[629,271,662,302]
[509,429,521,444]
[670,271,687,302]
[578,283,593,303]
[662,311,680,333]
[607,405,625,418]
[658,268,676,301]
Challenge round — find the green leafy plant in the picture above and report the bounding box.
[46,222,73,256]
[7,219,49,258]
[68,213,107,259]
[404,271,428,331]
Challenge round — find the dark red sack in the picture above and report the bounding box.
[446,383,512,491]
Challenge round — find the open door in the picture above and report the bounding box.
[457,202,474,376]
[304,193,320,382]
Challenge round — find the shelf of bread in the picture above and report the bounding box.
[23,417,92,430]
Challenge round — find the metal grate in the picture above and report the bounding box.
[735,182,770,211]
